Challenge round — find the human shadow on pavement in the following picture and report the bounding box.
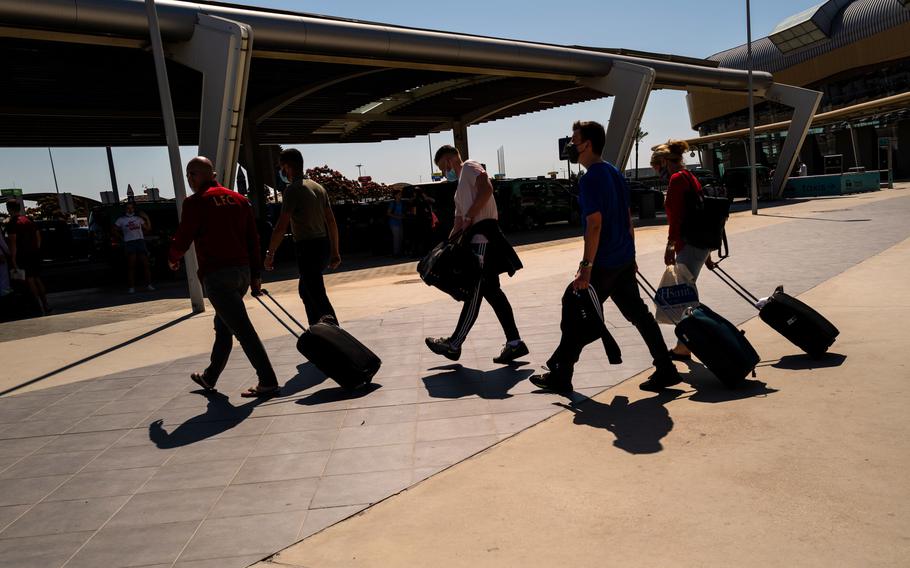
[422,364,534,400]
[555,389,684,454]
[679,360,779,404]
[771,352,847,370]
[148,390,265,449]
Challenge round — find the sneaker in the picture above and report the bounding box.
[127,287,135,294]
[147,284,156,291]
[529,371,573,393]
[493,341,529,364]
[639,365,682,392]
[425,337,461,361]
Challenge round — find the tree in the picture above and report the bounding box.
[634,127,648,180]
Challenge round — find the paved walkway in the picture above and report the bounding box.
[262,228,910,568]
[0,188,907,567]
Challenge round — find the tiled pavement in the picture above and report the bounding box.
[0,193,908,568]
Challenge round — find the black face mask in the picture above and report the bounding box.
[565,142,581,164]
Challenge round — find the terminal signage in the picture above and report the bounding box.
[558,136,571,161]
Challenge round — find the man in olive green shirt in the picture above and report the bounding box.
[264,148,340,324]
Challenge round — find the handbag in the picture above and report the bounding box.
[653,264,699,324]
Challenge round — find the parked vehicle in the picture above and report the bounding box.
[493,177,580,231]
[626,179,665,213]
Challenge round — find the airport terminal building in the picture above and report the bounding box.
[687,0,910,183]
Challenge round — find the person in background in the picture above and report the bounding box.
[264,148,340,325]
[424,145,528,365]
[798,161,808,177]
[387,189,405,256]
[0,228,11,296]
[529,121,681,393]
[113,201,154,293]
[168,156,279,398]
[652,139,716,362]
[5,200,50,315]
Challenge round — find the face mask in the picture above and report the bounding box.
[658,164,669,183]
[126,211,135,217]
[278,169,290,184]
[565,142,581,164]
[445,169,458,182]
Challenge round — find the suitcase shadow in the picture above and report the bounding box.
[679,360,779,403]
[770,352,847,370]
[422,364,534,400]
[553,389,684,454]
[295,383,382,406]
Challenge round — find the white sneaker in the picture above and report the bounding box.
[128,287,135,294]
[147,285,156,291]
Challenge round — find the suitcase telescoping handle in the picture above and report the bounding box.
[635,270,683,326]
[709,265,761,309]
[253,290,306,339]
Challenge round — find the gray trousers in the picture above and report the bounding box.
[203,266,277,387]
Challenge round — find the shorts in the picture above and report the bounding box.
[676,244,710,280]
[124,239,148,256]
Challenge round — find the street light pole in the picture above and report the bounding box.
[356,164,363,177]
[747,0,759,215]
[47,148,60,194]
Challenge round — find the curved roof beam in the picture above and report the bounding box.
[0,0,774,93]
[458,86,588,127]
[249,68,389,124]
[337,75,502,140]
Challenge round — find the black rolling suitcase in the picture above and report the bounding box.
[711,266,839,358]
[638,272,760,388]
[255,291,381,390]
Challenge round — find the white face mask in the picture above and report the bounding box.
[278,169,290,184]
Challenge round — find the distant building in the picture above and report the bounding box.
[687,0,910,180]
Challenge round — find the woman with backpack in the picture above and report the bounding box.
[651,139,717,361]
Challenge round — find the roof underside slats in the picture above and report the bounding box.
[0,37,608,147]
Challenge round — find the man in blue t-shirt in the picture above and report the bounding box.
[530,120,681,393]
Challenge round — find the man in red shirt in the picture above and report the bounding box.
[5,200,50,316]
[168,157,279,397]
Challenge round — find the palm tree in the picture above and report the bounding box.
[634,127,648,180]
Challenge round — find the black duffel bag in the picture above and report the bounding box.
[417,233,481,301]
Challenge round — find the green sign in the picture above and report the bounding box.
[0,188,23,197]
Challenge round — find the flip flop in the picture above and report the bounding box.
[190,372,214,391]
[240,385,281,398]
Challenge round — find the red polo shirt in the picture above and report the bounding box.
[168,184,262,280]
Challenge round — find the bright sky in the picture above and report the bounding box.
[0,0,819,200]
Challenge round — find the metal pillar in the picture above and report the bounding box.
[170,14,254,189]
[764,83,823,198]
[747,0,758,214]
[105,146,120,203]
[145,0,205,313]
[581,61,656,169]
[453,121,469,160]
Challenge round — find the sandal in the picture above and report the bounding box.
[668,349,692,362]
[190,372,214,391]
[240,385,281,398]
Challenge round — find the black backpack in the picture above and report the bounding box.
[680,170,730,251]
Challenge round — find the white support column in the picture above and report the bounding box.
[170,14,254,189]
[145,0,204,313]
[764,83,822,198]
[581,61,656,169]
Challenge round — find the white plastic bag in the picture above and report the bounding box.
[654,264,699,324]
[9,268,25,281]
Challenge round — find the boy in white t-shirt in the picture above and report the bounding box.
[424,145,528,364]
[113,201,154,293]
